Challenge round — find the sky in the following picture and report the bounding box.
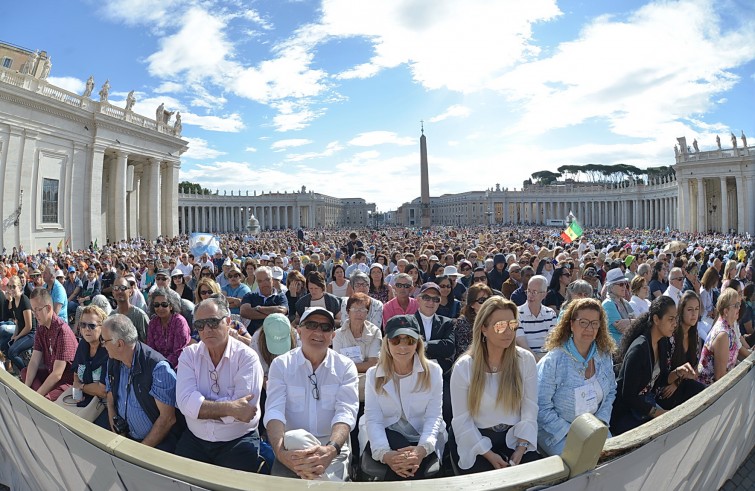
[3,0,754,211]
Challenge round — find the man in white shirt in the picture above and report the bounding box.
[175,253,194,279]
[175,295,264,472]
[663,267,684,306]
[264,307,358,481]
[516,275,557,360]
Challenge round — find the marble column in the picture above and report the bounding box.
[696,178,706,233]
[148,158,161,239]
[735,176,745,233]
[720,177,728,233]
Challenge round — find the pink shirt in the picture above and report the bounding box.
[382,297,419,328]
[146,313,190,368]
[176,337,263,442]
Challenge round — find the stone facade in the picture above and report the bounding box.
[0,58,187,252]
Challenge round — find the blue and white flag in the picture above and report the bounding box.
[189,233,220,257]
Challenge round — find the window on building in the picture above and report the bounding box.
[42,178,59,223]
[2,58,11,68]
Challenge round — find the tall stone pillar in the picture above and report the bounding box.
[127,167,138,239]
[419,129,431,228]
[86,144,107,246]
[112,151,128,242]
[720,177,728,233]
[696,178,706,233]
[161,162,178,237]
[148,158,162,239]
[735,175,745,233]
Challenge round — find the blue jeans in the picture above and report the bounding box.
[0,323,15,354]
[8,332,34,371]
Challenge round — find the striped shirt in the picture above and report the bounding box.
[516,303,557,353]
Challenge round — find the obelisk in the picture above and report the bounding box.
[420,122,431,228]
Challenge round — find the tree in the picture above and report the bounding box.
[531,170,561,185]
[178,181,211,194]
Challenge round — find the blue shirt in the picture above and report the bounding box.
[241,289,289,333]
[105,355,177,441]
[48,280,68,323]
[222,283,251,315]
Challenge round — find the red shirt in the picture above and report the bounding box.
[33,313,77,385]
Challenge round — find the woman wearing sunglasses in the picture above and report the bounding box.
[146,288,190,369]
[537,298,617,456]
[57,305,109,422]
[358,315,446,480]
[454,284,492,358]
[450,296,540,474]
[602,268,636,345]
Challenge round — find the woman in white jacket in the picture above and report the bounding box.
[450,296,541,473]
[359,315,446,480]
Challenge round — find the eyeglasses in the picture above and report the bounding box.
[419,294,441,303]
[78,322,100,331]
[101,337,116,345]
[113,285,130,292]
[492,320,519,333]
[308,372,320,400]
[394,283,413,289]
[461,267,471,272]
[156,276,169,281]
[349,307,368,314]
[475,296,490,304]
[438,284,451,289]
[199,289,214,296]
[194,317,225,332]
[562,272,572,278]
[526,290,546,296]
[201,272,214,278]
[172,275,183,280]
[473,275,487,282]
[388,335,417,346]
[573,319,601,330]
[32,305,49,314]
[228,274,241,279]
[209,369,220,395]
[154,301,171,308]
[301,321,334,332]
[670,277,683,282]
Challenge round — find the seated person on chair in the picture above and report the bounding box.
[264,307,358,481]
[102,314,179,452]
[359,315,446,480]
[71,305,109,407]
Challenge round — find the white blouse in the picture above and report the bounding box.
[450,348,538,470]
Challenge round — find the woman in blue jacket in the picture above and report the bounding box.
[537,298,617,455]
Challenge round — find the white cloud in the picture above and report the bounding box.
[181,112,245,132]
[492,0,755,138]
[429,104,471,123]
[182,137,226,160]
[348,131,414,147]
[154,81,183,93]
[100,0,186,27]
[245,146,258,152]
[285,141,343,162]
[46,76,85,95]
[271,104,325,132]
[271,139,314,151]
[321,0,561,91]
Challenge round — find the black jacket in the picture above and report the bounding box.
[613,333,671,420]
[413,311,456,375]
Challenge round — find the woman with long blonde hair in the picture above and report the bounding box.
[450,297,540,474]
[358,315,446,480]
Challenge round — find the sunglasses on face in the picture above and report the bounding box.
[201,273,214,278]
[475,296,490,304]
[420,294,441,303]
[194,317,225,332]
[199,289,214,296]
[473,276,487,282]
[78,322,100,331]
[394,283,413,289]
[492,320,519,333]
[301,321,335,332]
[388,335,417,346]
[113,285,130,292]
[154,301,170,308]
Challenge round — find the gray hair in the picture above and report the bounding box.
[351,271,369,283]
[255,266,272,279]
[565,280,594,305]
[528,275,548,293]
[638,263,651,277]
[90,295,113,316]
[194,294,230,319]
[148,287,182,317]
[394,273,412,283]
[103,314,139,346]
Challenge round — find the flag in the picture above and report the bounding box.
[189,233,220,257]
[561,220,584,243]
[65,236,71,249]
[57,239,63,251]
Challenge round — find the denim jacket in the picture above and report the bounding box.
[537,347,616,451]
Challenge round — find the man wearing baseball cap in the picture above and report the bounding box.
[264,307,358,481]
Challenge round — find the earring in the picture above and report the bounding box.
[482,334,487,343]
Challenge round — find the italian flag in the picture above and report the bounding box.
[561,220,583,243]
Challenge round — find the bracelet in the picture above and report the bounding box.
[515,441,529,449]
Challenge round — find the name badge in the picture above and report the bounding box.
[574,382,598,416]
[340,346,363,363]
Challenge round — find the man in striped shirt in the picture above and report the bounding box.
[516,275,557,361]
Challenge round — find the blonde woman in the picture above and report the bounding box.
[450,297,540,473]
[359,315,446,480]
[698,288,751,385]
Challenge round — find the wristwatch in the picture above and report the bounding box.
[325,440,342,455]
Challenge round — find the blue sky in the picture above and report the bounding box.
[3,0,754,211]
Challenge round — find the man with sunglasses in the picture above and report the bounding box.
[413,282,455,425]
[175,295,264,472]
[265,307,358,481]
[382,273,419,328]
[110,277,149,342]
[102,314,179,451]
[471,267,503,297]
[22,288,77,401]
[663,267,685,306]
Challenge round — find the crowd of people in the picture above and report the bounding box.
[0,224,753,481]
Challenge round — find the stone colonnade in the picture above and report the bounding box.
[177,203,317,234]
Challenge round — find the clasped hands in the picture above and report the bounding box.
[383,445,427,478]
[279,445,338,480]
